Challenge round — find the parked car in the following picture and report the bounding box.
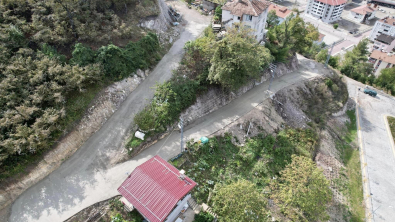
[363,88,377,97]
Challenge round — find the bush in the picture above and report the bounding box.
[71,43,97,66]
[325,78,333,88]
[194,211,215,222]
[333,23,339,29]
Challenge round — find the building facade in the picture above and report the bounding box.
[369,17,395,42]
[305,0,346,23]
[368,50,395,76]
[373,33,395,52]
[222,0,271,41]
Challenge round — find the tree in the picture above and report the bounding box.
[211,180,269,221]
[270,155,332,222]
[266,16,319,61]
[208,24,272,90]
[315,49,328,63]
[333,23,339,29]
[375,66,395,94]
[266,10,279,28]
[340,39,373,82]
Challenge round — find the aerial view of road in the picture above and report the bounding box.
[348,78,395,221]
[8,53,326,221]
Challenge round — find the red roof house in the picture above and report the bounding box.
[117,155,197,222]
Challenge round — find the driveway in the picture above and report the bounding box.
[9,53,326,221]
[347,78,395,221]
[8,4,211,222]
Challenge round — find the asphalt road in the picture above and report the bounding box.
[8,5,211,222]
[348,78,395,221]
[8,53,326,221]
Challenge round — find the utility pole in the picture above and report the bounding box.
[179,118,184,153]
[325,43,335,68]
[268,63,277,91]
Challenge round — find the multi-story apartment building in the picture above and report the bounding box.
[305,0,346,23]
[369,17,395,42]
[368,50,395,76]
[222,0,271,41]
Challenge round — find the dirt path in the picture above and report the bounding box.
[7,3,211,222]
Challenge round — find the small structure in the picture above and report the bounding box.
[314,32,326,44]
[117,155,197,222]
[369,17,395,42]
[368,50,395,76]
[349,4,377,23]
[373,33,395,51]
[304,0,347,24]
[267,4,293,24]
[202,0,227,11]
[221,0,271,41]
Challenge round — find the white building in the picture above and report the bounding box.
[267,4,293,25]
[373,33,395,52]
[349,4,377,24]
[305,0,346,24]
[222,0,271,41]
[369,17,395,42]
[368,50,395,76]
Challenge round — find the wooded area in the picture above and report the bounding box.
[0,0,161,178]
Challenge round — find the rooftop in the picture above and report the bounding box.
[318,33,326,42]
[370,50,395,64]
[379,17,395,26]
[267,4,293,18]
[117,155,196,222]
[376,33,395,45]
[350,4,377,15]
[315,0,347,6]
[222,0,271,17]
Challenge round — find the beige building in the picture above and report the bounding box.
[368,50,395,76]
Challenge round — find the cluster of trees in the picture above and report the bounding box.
[0,0,161,172]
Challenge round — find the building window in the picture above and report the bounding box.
[245,15,253,21]
[237,16,241,20]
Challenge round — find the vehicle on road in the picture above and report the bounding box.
[364,88,377,97]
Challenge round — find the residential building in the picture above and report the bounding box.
[267,4,293,24]
[349,4,377,24]
[221,0,271,41]
[373,33,395,52]
[368,50,395,76]
[304,0,347,24]
[369,17,395,42]
[117,155,197,222]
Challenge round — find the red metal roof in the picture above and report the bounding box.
[117,155,196,222]
[315,0,347,6]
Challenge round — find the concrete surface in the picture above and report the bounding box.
[7,3,211,222]
[8,54,326,222]
[347,77,395,221]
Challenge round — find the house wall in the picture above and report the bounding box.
[305,0,344,23]
[222,8,269,41]
[350,11,364,22]
[369,21,395,41]
[165,194,191,222]
[373,59,394,76]
[373,40,390,51]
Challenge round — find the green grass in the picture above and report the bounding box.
[388,116,395,144]
[335,109,365,222]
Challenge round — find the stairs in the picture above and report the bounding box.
[187,197,199,210]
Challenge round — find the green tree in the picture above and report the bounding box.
[211,180,269,222]
[266,10,279,28]
[376,67,395,94]
[208,24,272,90]
[315,49,328,63]
[340,39,373,82]
[333,23,339,29]
[270,155,332,221]
[71,43,97,66]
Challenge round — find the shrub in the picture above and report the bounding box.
[333,23,339,29]
[325,78,333,88]
[71,43,97,66]
[194,211,215,222]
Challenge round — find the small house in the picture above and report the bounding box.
[349,4,377,24]
[267,4,293,24]
[117,155,196,222]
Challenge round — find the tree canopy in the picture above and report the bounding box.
[211,180,269,222]
[270,155,332,221]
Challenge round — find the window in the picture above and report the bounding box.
[237,16,241,20]
[245,15,253,21]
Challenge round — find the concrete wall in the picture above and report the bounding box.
[165,194,191,222]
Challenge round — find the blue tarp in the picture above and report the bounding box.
[200,137,209,144]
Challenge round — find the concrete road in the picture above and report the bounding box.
[8,5,211,222]
[9,54,326,221]
[347,78,395,221]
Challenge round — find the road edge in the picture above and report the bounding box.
[354,97,373,222]
[382,115,395,164]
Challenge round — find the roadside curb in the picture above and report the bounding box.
[383,115,395,163]
[354,95,373,222]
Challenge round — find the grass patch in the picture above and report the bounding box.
[387,116,395,144]
[335,109,364,222]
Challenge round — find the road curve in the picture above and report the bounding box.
[8,5,211,222]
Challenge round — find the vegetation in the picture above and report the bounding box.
[376,67,395,94]
[266,10,280,28]
[106,198,143,222]
[266,15,319,62]
[270,155,332,222]
[211,180,269,221]
[194,211,215,222]
[333,23,339,29]
[388,116,395,144]
[0,0,162,178]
